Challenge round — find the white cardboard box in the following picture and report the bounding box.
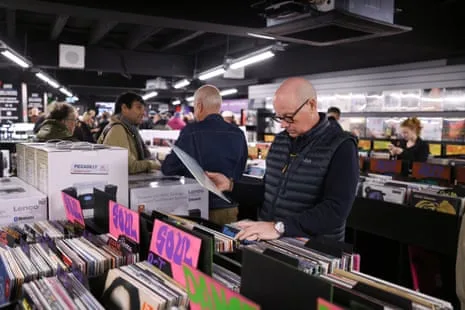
[0,177,47,225]
[129,176,208,219]
[17,143,129,220]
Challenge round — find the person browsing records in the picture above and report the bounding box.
[388,117,429,162]
[207,77,359,241]
[161,85,248,225]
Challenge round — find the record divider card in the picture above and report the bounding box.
[182,263,260,310]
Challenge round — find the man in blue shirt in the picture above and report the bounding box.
[161,85,248,225]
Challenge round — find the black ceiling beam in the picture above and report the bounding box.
[50,15,69,40]
[89,20,118,45]
[0,0,261,39]
[126,26,163,50]
[28,41,193,77]
[6,9,15,38]
[158,31,205,52]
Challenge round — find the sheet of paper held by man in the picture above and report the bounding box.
[169,144,231,203]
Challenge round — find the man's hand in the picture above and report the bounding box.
[235,221,280,241]
[205,172,231,192]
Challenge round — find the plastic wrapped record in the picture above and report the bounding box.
[169,143,231,203]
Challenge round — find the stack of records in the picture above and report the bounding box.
[102,261,189,309]
[245,237,359,276]
[54,236,139,277]
[22,272,104,309]
[156,212,238,253]
[212,263,241,292]
[330,269,453,310]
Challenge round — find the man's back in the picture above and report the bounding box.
[162,114,248,209]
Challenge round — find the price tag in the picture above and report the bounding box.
[109,201,140,243]
[61,192,85,227]
[183,264,260,310]
[150,219,201,286]
[317,298,343,310]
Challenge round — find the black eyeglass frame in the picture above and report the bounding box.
[271,98,310,124]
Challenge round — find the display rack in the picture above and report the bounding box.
[346,197,460,306]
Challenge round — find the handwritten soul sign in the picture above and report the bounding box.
[61,192,85,227]
[317,298,343,310]
[150,219,201,287]
[183,264,260,310]
[109,201,140,243]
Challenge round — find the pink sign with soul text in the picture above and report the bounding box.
[149,219,202,287]
[183,264,260,310]
[108,201,140,243]
[61,192,85,227]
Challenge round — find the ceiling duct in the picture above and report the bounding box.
[251,0,411,46]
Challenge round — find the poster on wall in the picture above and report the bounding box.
[0,82,21,124]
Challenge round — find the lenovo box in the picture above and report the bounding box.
[16,143,129,220]
[0,177,47,225]
[129,175,209,219]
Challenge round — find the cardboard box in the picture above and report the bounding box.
[0,177,47,225]
[129,175,208,219]
[16,143,129,220]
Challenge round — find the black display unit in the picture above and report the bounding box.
[346,197,460,306]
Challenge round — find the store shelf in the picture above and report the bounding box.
[347,197,461,257]
[342,111,465,118]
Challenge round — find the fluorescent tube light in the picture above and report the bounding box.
[1,50,30,68]
[230,50,275,70]
[247,33,276,40]
[36,72,60,89]
[186,96,195,102]
[220,88,238,97]
[142,91,158,100]
[59,87,73,97]
[173,79,190,89]
[172,100,181,105]
[198,67,225,81]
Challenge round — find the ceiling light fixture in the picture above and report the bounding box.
[198,66,226,81]
[142,91,158,100]
[172,100,181,105]
[59,87,73,97]
[186,96,195,102]
[247,33,276,40]
[230,49,275,70]
[173,79,190,89]
[35,72,60,89]
[220,88,238,97]
[0,50,31,68]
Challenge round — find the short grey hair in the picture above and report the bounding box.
[194,85,222,110]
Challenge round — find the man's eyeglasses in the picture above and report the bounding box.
[271,98,309,124]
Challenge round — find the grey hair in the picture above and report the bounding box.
[194,85,222,110]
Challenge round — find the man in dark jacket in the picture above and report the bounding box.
[207,77,359,241]
[162,85,248,225]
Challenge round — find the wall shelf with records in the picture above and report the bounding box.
[357,138,465,157]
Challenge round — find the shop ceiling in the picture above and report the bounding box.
[0,0,463,102]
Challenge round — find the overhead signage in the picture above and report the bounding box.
[183,264,260,310]
[149,219,202,286]
[108,201,140,243]
[61,192,85,227]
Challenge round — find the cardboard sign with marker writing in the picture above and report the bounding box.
[61,192,85,227]
[317,298,343,310]
[109,201,140,243]
[150,219,201,286]
[183,264,260,310]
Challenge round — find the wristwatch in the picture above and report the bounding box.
[274,221,285,236]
